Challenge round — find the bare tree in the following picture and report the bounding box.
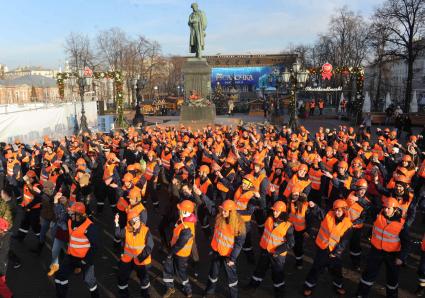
[374,0,425,111]
[96,27,129,71]
[64,32,95,70]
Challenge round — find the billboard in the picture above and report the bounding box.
[211,66,283,89]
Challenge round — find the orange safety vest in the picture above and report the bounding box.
[322,156,338,173]
[283,174,311,198]
[287,150,299,161]
[201,152,214,165]
[121,225,151,265]
[319,101,324,109]
[21,184,41,209]
[370,214,404,252]
[195,178,212,195]
[346,192,370,228]
[288,202,308,231]
[126,202,146,217]
[6,160,19,177]
[171,220,195,257]
[216,168,235,193]
[315,212,352,252]
[161,151,172,170]
[117,196,130,212]
[252,172,267,192]
[211,223,235,257]
[103,163,116,181]
[308,167,323,191]
[234,187,255,222]
[144,162,157,181]
[259,217,292,255]
[267,173,282,196]
[67,218,92,258]
[371,144,385,161]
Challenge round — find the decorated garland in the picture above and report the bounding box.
[56,70,126,129]
[307,65,365,124]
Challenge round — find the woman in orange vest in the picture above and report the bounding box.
[55,202,99,298]
[356,198,407,298]
[205,200,246,298]
[163,200,196,298]
[323,160,352,211]
[234,174,257,264]
[283,163,311,200]
[287,186,312,270]
[115,211,153,298]
[303,199,353,297]
[345,179,372,270]
[247,201,294,298]
[144,150,161,209]
[307,156,323,205]
[16,170,42,242]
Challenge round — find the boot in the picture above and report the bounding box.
[163,287,175,298]
[90,288,100,298]
[333,285,346,295]
[141,288,151,298]
[47,264,60,277]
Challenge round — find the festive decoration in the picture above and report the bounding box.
[321,63,333,80]
[56,70,126,128]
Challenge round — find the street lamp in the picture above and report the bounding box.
[154,86,158,99]
[67,76,79,135]
[282,60,309,130]
[78,69,91,134]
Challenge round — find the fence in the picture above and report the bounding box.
[0,101,98,143]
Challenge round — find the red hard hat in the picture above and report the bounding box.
[68,202,86,214]
[220,200,236,211]
[271,201,287,213]
[26,170,37,178]
[333,199,348,210]
[177,200,195,213]
[355,178,368,189]
[383,197,399,209]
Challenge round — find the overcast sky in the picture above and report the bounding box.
[0,0,384,69]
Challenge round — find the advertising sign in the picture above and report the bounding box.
[211,66,281,89]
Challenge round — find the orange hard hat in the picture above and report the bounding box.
[338,161,348,170]
[383,197,399,209]
[402,155,412,162]
[271,201,287,213]
[107,152,117,160]
[362,141,369,147]
[128,188,142,201]
[174,162,184,170]
[242,174,255,186]
[26,170,37,178]
[177,200,195,213]
[133,163,142,171]
[199,165,210,174]
[76,158,86,166]
[122,173,134,183]
[68,202,86,214]
[326,146,333,153]
[127,164,136,172]
[220,200,236,211]
[333,199,348,210]
[355,178,368,189]
[127,210,140,222]
[298,164,308,172]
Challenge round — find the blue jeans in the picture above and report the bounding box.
[39,218,53,243]
[51,238,67,265]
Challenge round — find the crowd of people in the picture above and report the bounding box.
[0,122,425,298]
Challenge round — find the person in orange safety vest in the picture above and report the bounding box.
[115,210,153,298]
[55,202,99,298]
[247,201,295,298]
[356,197,407,298]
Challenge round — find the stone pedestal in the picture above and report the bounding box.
[180,104,216,124]
[182,58,211,100]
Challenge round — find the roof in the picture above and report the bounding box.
[0,75,57,88]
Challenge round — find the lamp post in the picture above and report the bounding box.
[78,69,91,134]
[133,75,147,126]
[67,76,79,135]
[268,68,284,118]
[282,60,309,130]
[154,86,159,99]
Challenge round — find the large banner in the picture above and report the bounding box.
[0,101,98,143]
[211,66,279,89]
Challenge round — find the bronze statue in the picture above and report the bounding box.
[188,2,207,58]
